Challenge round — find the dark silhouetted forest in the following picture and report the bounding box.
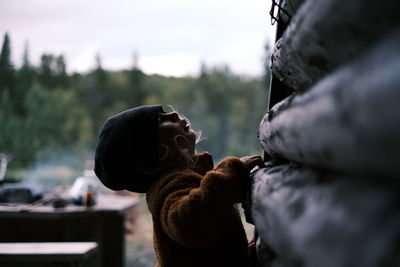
[0,32,270,181]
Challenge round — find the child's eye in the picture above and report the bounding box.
[159,114,167,122]
[159,112,179,123]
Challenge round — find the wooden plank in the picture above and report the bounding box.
[0,242,98,262]
[251,163,400,267]
[271,0,400,92]
[0,242,97,255]
[0,194,140,218]
[260,30,400,178]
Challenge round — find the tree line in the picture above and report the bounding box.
[0,32,270,177]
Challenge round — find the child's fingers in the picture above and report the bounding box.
[240,155,264,170]
[253,156,265,168]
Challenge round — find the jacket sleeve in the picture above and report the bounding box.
[159,157,249,248]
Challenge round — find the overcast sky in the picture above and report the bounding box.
[0,0,275,77]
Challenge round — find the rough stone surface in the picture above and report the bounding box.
[251,163,400,267]
[271,0,400,92]
[260,30,400,179]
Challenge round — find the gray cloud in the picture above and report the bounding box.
[0,0,275,76]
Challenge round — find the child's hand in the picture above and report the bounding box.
[239,155,263,205]
[240,155,264,171]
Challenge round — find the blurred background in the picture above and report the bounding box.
[0,0,275,266]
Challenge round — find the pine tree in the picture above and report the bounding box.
[55,55,68,88]
[0,33,18,168]
[15,42,36,115]
[127,53,145,106]
[89,53,108,132]
[38,53,69,90]
[38,54,55,89]
[0,33,16,97]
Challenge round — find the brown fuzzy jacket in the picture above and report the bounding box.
[146,152,251,267]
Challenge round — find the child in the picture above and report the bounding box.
[94,105,262,267]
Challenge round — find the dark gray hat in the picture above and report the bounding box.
[94,105,164,193]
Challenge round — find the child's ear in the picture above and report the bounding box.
[159,144,169,161]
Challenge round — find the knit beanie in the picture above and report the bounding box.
[94,105,164,193]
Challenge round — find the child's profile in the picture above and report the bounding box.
[94,105,262,267]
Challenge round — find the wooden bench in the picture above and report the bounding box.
[0,242,99,267]
[0,194,139,267]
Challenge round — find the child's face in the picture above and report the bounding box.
[158,112,196,156]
